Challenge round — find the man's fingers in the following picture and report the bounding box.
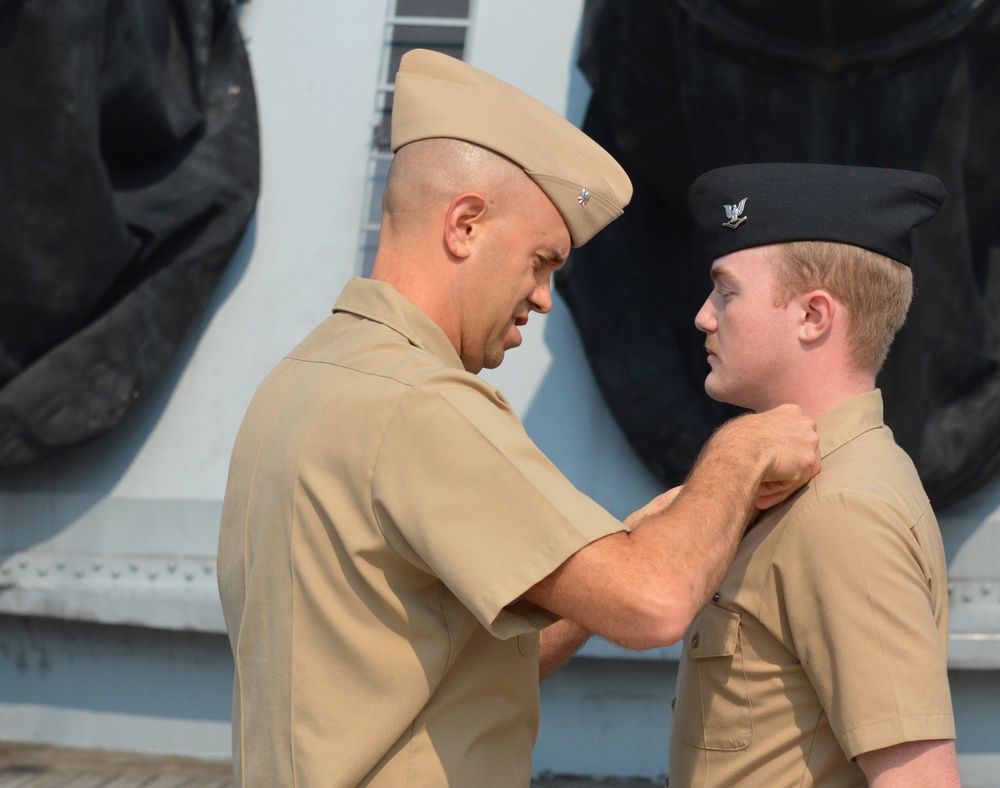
[756,480,799,510]
[757,462,820,510]
[742,405,820,508]
[757,406,820,484]
[708,404,820,511]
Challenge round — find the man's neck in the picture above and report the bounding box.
[772,372,876,421]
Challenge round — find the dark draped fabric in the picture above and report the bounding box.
[0,0,259,466]
[558,0,1000,509]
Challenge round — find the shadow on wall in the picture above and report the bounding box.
[0,218,256,554]
[0,0,260,479]
[558,0,1000,513]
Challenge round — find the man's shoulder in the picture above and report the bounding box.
[753,439,936,584]
[236,315,461,435]
[814,425,928,509]
[283,312,449,384]
[289,314,518,422]
[753,426,932,556]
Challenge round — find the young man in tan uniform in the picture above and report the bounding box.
[669,163,960,787]
[217,52,822,786]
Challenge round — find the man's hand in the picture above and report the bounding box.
[715,404,821,509]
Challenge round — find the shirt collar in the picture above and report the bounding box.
[816,389,885,460]
[332,277,464,370]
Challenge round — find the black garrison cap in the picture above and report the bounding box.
[688,163,947,266]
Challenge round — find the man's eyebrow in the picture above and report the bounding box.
[710,265,730,283]
[541,245,570,268]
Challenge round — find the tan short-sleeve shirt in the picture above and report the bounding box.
[218,278,625,786]
[668,390,954,787]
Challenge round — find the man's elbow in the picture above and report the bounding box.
[603,589,695,650]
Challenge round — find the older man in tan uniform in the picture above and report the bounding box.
[669,163,959,787]
[218,53,822,786]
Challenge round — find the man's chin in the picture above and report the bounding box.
[482,346,507,370]
[704,378,741,408]
[704,376,723,402]
[707,392,757,413]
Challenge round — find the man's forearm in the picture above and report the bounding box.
[857,739,960,787]
[632,403,822,615]
[525,432,767,648]
[538,618,591,680]
[624,421,768,627]
[523,406,819,649]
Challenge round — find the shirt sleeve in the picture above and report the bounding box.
[371,370,625,638]
[771,491,955,759]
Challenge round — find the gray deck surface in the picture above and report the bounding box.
[0,743,659,787]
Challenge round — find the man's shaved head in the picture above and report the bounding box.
[382,138,528,231]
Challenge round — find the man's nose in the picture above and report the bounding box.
[694,298,715,332]
[530,279,553,314]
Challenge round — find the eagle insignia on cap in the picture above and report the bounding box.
[723,198,748,229]
[578,188,591,206]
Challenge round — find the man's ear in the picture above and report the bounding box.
[799,290,835,344]
[444,193,487,260]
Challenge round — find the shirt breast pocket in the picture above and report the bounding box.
[673,603,752,750]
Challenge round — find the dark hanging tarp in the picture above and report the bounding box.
[0,0,259,466]
[558,0,1000,509]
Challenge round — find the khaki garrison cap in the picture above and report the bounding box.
[391,49,632,247]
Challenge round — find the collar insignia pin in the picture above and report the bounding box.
[578,188,591,206]
[723,198,748,229]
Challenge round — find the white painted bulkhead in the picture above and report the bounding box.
[1,1,998,783]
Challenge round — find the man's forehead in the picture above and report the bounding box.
[543,216,572,261]
[711,245,779,278]
[527,181,571,263]
[709,252,751,281]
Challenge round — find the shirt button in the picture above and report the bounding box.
[671,697,676,710]
[712,592,721,602]
[691,633,700,649]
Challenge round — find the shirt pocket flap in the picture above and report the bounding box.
[687,603,740,659]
